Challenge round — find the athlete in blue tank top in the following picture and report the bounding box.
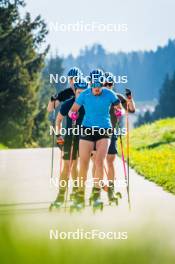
[76,87,120,128]
[68,69,122,209]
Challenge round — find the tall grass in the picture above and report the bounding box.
[119,118,175,194]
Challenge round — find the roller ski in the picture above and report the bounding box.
[89,187,103,212]
[107,183,122,206]
[70,190,85,212]
[49,189,65,211]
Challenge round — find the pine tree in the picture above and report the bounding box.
[32,54,65,147]
[153,73,175,119]
[0,0,48,147]
[135,72,175,127]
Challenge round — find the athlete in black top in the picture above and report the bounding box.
[104,73,135,203]
[51,77,88,208]
[47,67,82,112]
[47,87,75,112]
[59,97,85,160]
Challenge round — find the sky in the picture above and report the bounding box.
[24,0,175,57]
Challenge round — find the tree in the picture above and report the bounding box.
[0,0,48,147]
[32,54,65,147]
[153,73,175,119]
[135,72,175,127]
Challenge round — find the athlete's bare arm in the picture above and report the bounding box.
[127,98,135,113]
[56,112,64,134]
[47,100,60,113]
[117,94,135,113]
[113,102,122,110]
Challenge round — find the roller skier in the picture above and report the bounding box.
[104,72,135,206]
[69,69,123,212]
[50,78,88,210]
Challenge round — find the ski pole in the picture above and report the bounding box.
[126,102,131,209]
[103,165,109,192]
[51,101,56,178]
[64,112,78,211]
[59,147,63,179]
[56,138,64,179]
[115,109,131,210]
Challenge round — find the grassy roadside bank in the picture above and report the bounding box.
[121,118,175,194]
[0,144,8,150]
[0,217,175,264]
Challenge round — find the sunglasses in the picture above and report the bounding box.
[91,82,103,88]
[104,82,113,87]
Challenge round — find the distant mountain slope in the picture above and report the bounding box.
[63,39,175,101]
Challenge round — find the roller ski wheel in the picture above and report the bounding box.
[116,192,122,199]
[70,202,84,213]
[108,184,121,206]
[70,191,85,213]
[49,193,64,211]
[70,187,78,201]
[89,187,103,213]
[92,199,103,213]
[108,192,121,206]
[49,201,64,211]
[108,197,118,206]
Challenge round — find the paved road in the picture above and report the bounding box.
[0,148,175,244]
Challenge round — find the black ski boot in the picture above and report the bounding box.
[89,187,103,212]
[70,186,78,201]
[49,189,65,211]
[108,182,122,206]
[70,190,85,212]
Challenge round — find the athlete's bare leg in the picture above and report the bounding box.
[94,138,110,188]
[78,140,94,189]
[106,154,116,182]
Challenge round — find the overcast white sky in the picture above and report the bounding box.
[24,0,175,57]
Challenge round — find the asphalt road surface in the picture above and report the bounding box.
[0,148,175,244]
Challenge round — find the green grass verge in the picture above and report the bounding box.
[0,218,175,264]
[0,143,8,150]
[119,118,175,194]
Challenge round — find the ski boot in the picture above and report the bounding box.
[70,190,85,213]
[49,189,65,211]
[107,183,122,206]
[70,186,78,201]
[89,187,103,213]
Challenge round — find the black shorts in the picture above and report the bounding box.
[93,134,118,155]
[108,134,118,155]
[62,135,79,160]
[79,126,111,142]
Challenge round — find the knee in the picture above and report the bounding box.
[106,156,115,167]
[80,158,89,170]
[62,162,69,172]
[72,165,78,173]
[95,158,104,168]
[72,161,77,170]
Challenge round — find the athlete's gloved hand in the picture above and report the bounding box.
[50,94,58,102]
[114,109,125,119]
[69,112,79,121]
[125,88,132,99]
[56,135,64,146]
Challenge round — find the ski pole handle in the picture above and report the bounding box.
[114,109,123,119]
[69,112,79,121]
